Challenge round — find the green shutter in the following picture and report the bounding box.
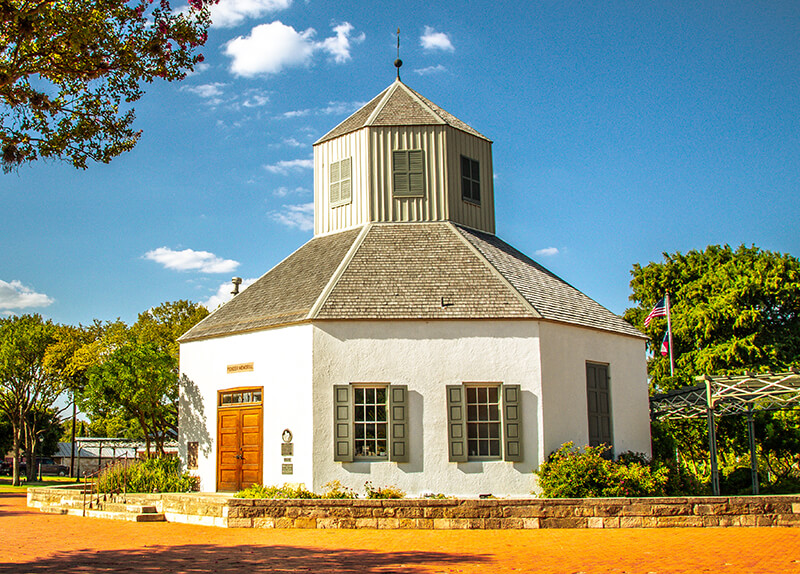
[446,385,467,462]
[330,161,341,204]
[393,150,424,197]
[502,384,522,462]
[333,384,353,462]
[389,384,409,462]
[340,158,351,202]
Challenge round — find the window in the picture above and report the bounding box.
[353,387,388,458]
[461,155,480,203]
[219,389,263,406]
[446,383,522,462]
[330,158,352,205]
[333,384,408,463]
[466,386,501,458]
[586,363,613,454]
[392,150,425,197]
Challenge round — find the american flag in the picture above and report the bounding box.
[644,296,667,327]
[660,331,669,356]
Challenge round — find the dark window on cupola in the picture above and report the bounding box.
[330,158,352,205]
[393,150,425,197]
[461,155,480,204]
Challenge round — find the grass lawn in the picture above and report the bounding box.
[0,476,77,494]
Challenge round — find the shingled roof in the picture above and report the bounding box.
[180,223,643,342]
[315,79,490,145]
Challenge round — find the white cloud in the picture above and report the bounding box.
[264,158,313,175]
[414,64,447,76]
[535,247,560,257]
[319,22,365,64]
[0,280,54,311]
[420,26,454,51]
[273,185,310,197]
[210,0,292,28]
[144,247,240,273]
[270,202,314,231]
[281,100,362,119]
[224,21,363,77]
[183,82,227,99]
[202,277,257,310]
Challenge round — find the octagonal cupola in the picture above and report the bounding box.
[313,78,495,236]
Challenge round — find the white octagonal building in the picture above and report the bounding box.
[178,78,651,496]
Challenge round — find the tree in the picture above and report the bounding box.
[80,301,207,455]
[625,244,800,392]
[1,0,215,171]
[625,244,800,488]
[0,314,61,484]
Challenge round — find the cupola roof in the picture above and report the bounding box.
[315,79,491,145]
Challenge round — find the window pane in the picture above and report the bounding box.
[478,387,487,402]
[488,387,498,403]
[489,405,499,421]
[354,387,364,403]
[354,406,364,421]
[471,159,480,181]
[376,388,386,404]
[489,440,500,457]
[467,387,477,403]
[467,405,478,421]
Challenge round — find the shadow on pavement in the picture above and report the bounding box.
[0,543,490,573]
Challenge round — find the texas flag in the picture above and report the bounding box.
[660,331,669,356]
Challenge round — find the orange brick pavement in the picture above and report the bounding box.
[2,493,800,573]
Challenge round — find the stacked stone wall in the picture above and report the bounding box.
[28,487,800,529]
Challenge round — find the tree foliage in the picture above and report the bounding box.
[0,314,61,484]
[1,0,214,171]
[80,300,207,455]
[625,244,800,492]
[625,244,800,392]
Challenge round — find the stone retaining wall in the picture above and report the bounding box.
[28,486,800,529]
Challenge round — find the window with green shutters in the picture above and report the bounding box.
[332,383,408,463]
[446,383,522,462]
[461,155,480,204]
[586,362,613,455]
[392,149,425,197]
[330,157,352,206]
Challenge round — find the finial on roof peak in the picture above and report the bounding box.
[394,27,402,81]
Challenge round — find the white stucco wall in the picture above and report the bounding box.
[178,324,314,492]
[537,321,651,459]
[311,320,543,497]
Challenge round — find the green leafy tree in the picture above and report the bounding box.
[80,301,207,455]
[625,244,800,391]
[625,244,800,488]
[1,0,215,171]
[0,314,61,484]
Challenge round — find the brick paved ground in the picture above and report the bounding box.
[2,493,800,573]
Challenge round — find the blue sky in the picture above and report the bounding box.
[1,1,799,327]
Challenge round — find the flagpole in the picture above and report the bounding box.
[666,292,674,377]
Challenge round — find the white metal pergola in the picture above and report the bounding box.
[649,371,800,495]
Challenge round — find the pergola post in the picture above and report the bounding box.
[747,404,759,495]
[704,376,720,496]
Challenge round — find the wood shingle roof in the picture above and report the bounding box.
[314,79,490,145]
[180,223,643,342]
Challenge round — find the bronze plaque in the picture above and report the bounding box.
[281,443,293,456]
[281,464,293,475]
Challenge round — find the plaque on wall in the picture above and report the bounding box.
[227,362,254,374]
[281,443,293,456]
[282,464,293,475]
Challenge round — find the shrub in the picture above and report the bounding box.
[234,483,316,499]
[97,457,198,493]
[535,442,669,498]
[321,480,358,499]
[364,481,405,499]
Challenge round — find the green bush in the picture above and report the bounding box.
[364,481,405,499]
[535,442,669,498]
[234,483,316,499]
[97,457,198,493]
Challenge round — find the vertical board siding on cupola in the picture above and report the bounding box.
[369,126,450,224]
[446,128,495,234]
[315,130,370,236]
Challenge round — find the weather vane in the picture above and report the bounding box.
[395,27,403,80]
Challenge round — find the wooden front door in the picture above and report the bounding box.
[217,388,263,492]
